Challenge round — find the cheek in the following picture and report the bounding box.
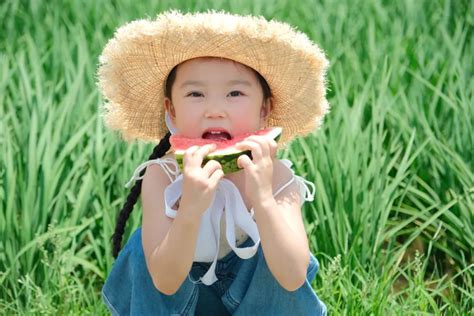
[175,106,199,120]
[174,108,200,132]
[232,106,261,127]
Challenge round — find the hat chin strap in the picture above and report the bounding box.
[165,111,178,135]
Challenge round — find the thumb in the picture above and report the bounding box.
[237,155,253,169]
[209,168,224,188]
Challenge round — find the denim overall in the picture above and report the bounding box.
[102,158,327,315]
[102,228,326,315]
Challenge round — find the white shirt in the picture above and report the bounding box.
[125,157,316,286]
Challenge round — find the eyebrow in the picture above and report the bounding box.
[227,80,252,87]
[179,79,253,89]
[179,80,205,89]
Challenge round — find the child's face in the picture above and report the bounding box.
[164,58,271,140]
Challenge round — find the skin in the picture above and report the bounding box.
[144,57,310,293]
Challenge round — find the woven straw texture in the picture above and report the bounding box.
[97,10,330,146]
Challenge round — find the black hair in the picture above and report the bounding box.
[111,59,272,259]
[111,132,171,258]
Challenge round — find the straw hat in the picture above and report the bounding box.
[97,10,330,146]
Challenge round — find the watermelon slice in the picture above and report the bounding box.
[170,127,282,174]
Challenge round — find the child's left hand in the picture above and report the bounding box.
[235,135,278,208]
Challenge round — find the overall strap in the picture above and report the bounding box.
[277,159,316,202]
[124,158,180,188]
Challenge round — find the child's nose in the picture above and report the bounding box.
[204,101,226,118]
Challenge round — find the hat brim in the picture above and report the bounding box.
[97,10,330,146]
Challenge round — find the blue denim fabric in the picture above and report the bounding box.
[102,227,326,315]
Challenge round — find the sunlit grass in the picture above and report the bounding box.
[1,0,472,314]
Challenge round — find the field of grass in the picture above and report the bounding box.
[1,0,472,314]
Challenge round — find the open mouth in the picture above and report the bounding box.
[202,130,232,141]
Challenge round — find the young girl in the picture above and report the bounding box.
[98,10,329,315]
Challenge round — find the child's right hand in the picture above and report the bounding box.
[179,144,224,218]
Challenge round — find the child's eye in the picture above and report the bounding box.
[186,91,203,97]
[228,91,244,97]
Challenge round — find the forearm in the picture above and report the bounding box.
[149,209,202,295]
[254,198,310,291]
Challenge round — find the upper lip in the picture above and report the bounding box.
[202,128,232,138]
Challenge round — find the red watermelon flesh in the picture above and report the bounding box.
[169,127,282,174]
[170,127,277,151]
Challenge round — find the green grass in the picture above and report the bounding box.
[1,0,472,314]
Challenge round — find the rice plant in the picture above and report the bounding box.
[1,0,472,314]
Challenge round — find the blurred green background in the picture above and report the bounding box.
[1,0,472,314]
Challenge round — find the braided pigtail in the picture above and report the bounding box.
[111,132,171,258]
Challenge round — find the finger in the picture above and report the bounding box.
[237,154,254,169]
[202,159,222,177]
[235,140,262,161]
[268,139,278,159]
[187,144,216,167]
[244,135,270,157]
[195,143,217,158]
[208,168,224,187]
[183,145,200,166]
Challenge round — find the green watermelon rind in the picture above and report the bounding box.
[175,149,253,174]
[174,129,281,174]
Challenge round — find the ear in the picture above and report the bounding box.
[260,97,274,124]
[164,97,176,122]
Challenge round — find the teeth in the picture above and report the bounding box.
[202,130,231,140]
